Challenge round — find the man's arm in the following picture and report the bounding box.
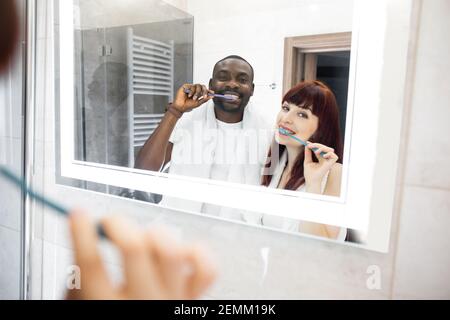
[134,112,177,171]
[134,83,214,172]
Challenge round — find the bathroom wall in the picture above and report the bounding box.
[389,0,450,298]
[29,0,450,299]
[0,0,26,300]
[0,66,23,299]
[188,0,354,126]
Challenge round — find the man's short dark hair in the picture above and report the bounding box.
[213,55,254,80]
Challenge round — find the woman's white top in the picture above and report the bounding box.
[261,151,347,242]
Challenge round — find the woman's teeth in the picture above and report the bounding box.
[280,127,295,134]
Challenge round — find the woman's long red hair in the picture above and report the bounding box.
[261,80,343,190]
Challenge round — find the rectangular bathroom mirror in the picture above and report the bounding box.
[55,0,417,252]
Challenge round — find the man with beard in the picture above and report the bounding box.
[135,55,271,219]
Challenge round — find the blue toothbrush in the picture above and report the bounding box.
[0,165,107,238]
[278,128,327,157]
[183,88,239,101]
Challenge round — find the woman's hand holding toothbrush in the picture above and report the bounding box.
[303,142,339,193]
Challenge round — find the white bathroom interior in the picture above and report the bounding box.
[0,0,449,299]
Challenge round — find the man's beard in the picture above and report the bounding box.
[214,99,246,113]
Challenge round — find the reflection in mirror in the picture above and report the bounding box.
[65,0,363,243]
[73,0,193,198]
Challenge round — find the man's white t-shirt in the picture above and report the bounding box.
[161,101,272,218]
[201,119,243,216]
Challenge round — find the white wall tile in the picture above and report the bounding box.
[41,240,75,299]
[403,1,450,190]
[0,181,22,231]
[0,226,21,299]
[30,237,44,299]
[392,186,450,299]
[391,1,450,299]
[41,240,57,299]
[203,224,392,299]
[41,240,125,299]
[37,0,49,40]
[0,137,23,231]
[35,38,50,144]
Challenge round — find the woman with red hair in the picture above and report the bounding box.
[261,80,346,240]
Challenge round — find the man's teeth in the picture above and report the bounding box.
[223,94,240,101]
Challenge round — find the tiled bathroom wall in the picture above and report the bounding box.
[27,0,450,300]
[390,0,450,298]
[0,0,26,299]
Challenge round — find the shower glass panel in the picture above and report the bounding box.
[72,0,193,197]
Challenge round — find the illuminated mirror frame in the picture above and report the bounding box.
[56,0,417,252]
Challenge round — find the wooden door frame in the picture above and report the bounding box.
[283,32,352,94]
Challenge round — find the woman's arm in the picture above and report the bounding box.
[299,163,344,239]
[323,163,343,239]
[323,162,342,197]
